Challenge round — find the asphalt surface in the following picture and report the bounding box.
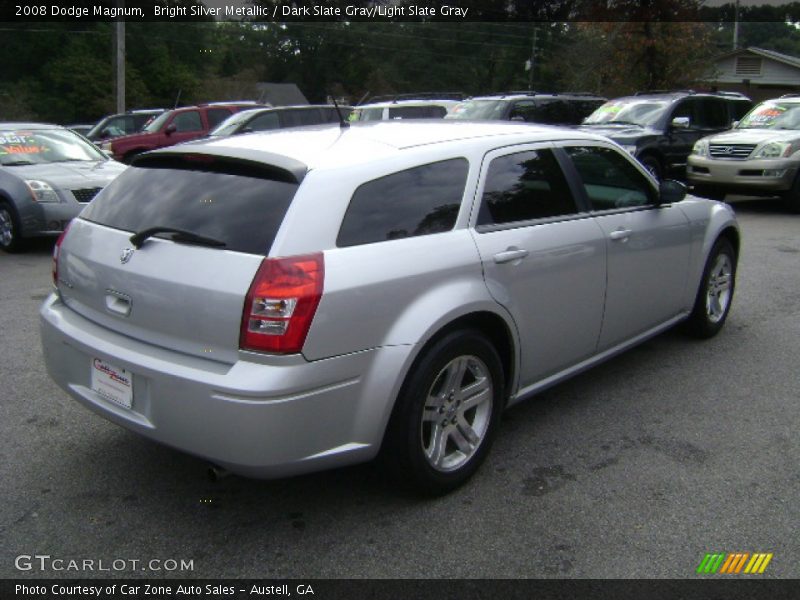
[1,197,798,579]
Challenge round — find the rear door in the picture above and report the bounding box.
[470,144,607,389]
[57,154,300,364]
[560,143,691,350]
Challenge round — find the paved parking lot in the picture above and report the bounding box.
[1,197,798,579]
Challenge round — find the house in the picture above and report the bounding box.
[702,46,800,102]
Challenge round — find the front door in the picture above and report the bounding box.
[561,143,692,350]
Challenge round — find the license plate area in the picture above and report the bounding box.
[90,358,133,409]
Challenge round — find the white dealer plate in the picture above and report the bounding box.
[90,358,133,409]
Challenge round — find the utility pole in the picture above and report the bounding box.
[113,1,125,113]
[733,0,740,50]
[527,26,538,91]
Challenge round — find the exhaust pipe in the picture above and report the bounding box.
[207,465,231,482]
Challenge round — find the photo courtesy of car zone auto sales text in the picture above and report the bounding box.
[2,0,800,599]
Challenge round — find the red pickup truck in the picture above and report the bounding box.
[99,102,263,162]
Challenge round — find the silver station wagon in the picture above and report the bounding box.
[41,121,739,494]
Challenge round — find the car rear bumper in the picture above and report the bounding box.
[40,293,408,478]
[687,156,798,193]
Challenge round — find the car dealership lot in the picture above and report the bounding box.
[1,198,798,579]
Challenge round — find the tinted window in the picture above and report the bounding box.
[337,158,468,247]
[172,111,202,132]
[80,159,297,255]
[478,149,577,226]
[248,112,280,131]
[565,146,655,210]
[280,109,324,127]
[387,106,446,119]
[207,108,232,129]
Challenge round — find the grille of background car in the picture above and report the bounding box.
[71,188,103,203]
[709,144,757,159]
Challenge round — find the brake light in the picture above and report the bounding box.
[240,253,324,354]
[52,221,72,287]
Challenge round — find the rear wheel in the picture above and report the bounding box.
[683,238,736,338]
[0,202,23,253]
[383,329,504,495]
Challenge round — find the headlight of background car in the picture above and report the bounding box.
[753,141,793,159]
[25,180,61,203]
[691,139,709,157]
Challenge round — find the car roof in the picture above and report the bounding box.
[469,93,602,101]
[0,122,65,130]
[153,120,610,174]
[357,100,460,109]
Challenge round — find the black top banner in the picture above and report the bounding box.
[6,0,800,23]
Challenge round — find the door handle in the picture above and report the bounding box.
[493,248,529,264]
[105,290,132,317]
[609,228,633,242]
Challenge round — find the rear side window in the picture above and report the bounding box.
[207,108,232,129]
[337,158,468,247]
[478,149,577,226]
[80,158,298,255]
[248,112,280,131]
[280,109,323,127]
[388,106,446,119]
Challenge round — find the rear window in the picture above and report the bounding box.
[337,158,469,247]
[80,157,298,255]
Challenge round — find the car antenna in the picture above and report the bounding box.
[173,89,182,109]
[331,96,349,129]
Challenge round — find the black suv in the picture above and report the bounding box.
[445,91,606,126]
[579,91,753,180]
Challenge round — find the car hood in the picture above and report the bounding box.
[704,128,800,145]
[577,123,655,141]
[5,160,127,189]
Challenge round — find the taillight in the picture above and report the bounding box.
[52,221,72,287]
[240,253,324,354]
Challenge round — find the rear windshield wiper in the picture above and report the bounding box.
[130,226,227,249]
[1,160,35,166]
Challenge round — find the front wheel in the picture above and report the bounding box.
[382,329,505,495]
[0,202,23,253]
[683,238,737,338]
[639,155,663,181]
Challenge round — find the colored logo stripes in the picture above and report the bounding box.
[697,552,773,574]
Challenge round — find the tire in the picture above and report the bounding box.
[683,238,737,338]
[692,185,726,201]
[639,155,663,181]
[0,201,23,253]
[781,173,800,213]
[382,329,505,495]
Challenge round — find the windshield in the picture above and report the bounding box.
[143,111,172,133]
[209,110,262,136]
[445,99,507,120]
[0,129,108,166]
[583,99,671,126]
[737,102,800,129]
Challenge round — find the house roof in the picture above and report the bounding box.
[715,46,800,70]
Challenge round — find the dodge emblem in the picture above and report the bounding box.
[120,247,134,264]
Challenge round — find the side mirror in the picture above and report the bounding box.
[659,179,686,205]
[100,129,111,139]
[671,116,690,129]
[165,123,177,135]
